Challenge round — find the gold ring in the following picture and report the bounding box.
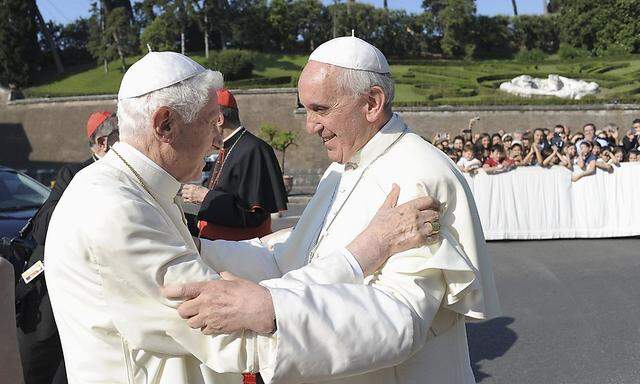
[430,221,441,233]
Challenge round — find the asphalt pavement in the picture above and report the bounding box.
[470,239,640,384]
[272,205,640,383]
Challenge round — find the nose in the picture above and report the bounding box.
[306,116,323,135]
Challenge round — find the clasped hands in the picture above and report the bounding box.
[162,184,442,335]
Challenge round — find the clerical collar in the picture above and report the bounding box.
[223,126,245,148]
[109,142,181,202]
[346,114,406,170]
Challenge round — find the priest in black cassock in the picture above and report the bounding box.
[181,89,288,241]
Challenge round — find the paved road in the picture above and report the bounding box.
[470,239,640,384]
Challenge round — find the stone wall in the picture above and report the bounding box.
[2,88,639,189]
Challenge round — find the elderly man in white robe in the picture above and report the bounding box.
[166,36,501,384]
[45,50,442,383]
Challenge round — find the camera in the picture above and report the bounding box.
[0,236,35,286]
[551,132,564,149]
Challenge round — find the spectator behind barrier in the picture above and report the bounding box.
[457,143,482,174]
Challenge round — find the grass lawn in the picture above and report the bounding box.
[24,52,640,106]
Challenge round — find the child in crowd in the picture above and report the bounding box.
[572,141,597,182]
[502,134,513,150]
[509,141,525,166]
[457,143,482,173]
[560,143,577,171]
[483,144,514,174]
[592,142,614,172]
[601,147,621,167]
[491,133,502,147]
[628,149,639,162]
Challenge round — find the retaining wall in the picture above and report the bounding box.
[1,88,639,189]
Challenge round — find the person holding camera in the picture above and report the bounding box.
[572,141,597,182]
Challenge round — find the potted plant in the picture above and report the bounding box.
[259,124,298,194]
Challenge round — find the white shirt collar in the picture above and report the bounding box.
[346,114,407,170]
[109,142,182,202]
[223,126,244,144]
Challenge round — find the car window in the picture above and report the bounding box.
[0,171,50,210]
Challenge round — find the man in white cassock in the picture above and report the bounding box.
[44,50,442,383]
[167,37,501,384]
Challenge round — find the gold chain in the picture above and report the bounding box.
[111,147,188,226]
[210,129,246,188]
[111,148,154,197]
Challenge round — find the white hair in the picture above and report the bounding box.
[117,70,224,140]
[335,67,395,111]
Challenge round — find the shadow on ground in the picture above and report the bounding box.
[467,316,517,383]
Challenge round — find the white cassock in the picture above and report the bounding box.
[45,141,381,383]
[46,114,499,384]
[203,113,501,383]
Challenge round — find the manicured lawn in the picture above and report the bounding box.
[24,52,640,106]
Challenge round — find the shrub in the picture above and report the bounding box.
[557,44,591,60]
[594,44,633,58]
[208,49,255,81]
[515,49,548,63]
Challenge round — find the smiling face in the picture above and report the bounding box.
[298,61,383,164]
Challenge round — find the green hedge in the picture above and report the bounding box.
[208,49,255,81]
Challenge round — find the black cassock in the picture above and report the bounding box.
[198,127,288,240]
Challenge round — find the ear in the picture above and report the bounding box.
[151,106,176,143]
[216,110,225,127]
[95,135,109,152]
[364,85,387,123]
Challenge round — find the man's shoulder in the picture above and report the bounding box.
[383,131,457,176]
[241,129,277,155]
[63,158,147,209]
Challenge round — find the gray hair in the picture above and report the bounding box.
[335,67,395,111]
[117,69,224,140]
[88,114,118,147]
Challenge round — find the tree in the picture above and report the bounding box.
[34,1,64,73]
[39,19,92,69]
[0,0,41,87]
[87,1,138,73]
[439,0,476,58]
[140,14,179,51]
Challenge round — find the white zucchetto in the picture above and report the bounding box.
[118,51,206,100]
[309,36,390,74]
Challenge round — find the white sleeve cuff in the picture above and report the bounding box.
[338,247,364,282]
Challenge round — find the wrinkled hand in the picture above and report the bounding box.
[162,272,275,335]
[346,184,441,276]
[181,184,209,205]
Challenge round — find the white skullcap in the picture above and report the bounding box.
[118,51,206,100]
[309,36,390,74]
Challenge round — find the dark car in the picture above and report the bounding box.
[0,166,50,238]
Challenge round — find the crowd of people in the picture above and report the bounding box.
[429,118,640,182]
